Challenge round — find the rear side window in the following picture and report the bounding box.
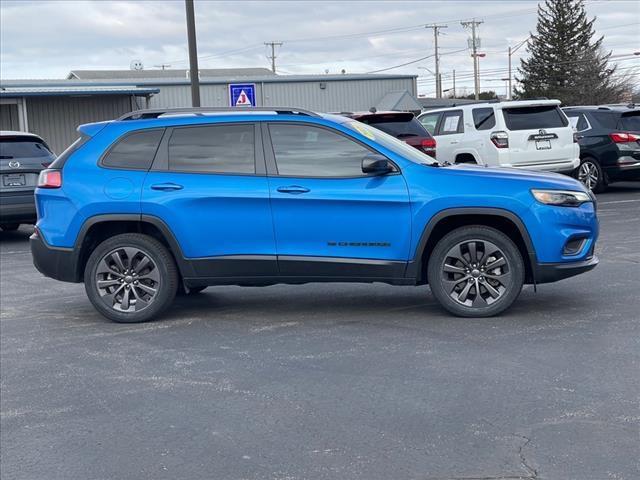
[619,112,640,131]
[439,111,464,135]
[472,108,496,130]
[168,124,255,174]
[0,138,52,159]
[359,117,428,138]
[502,106,568,130]
[269,123,372,177]
[102,129,163,170]
[419,113,440,135]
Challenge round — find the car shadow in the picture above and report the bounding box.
[0,225,33,244]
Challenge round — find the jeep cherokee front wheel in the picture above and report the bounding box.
[427,226,524,317]
[84,233,178,323]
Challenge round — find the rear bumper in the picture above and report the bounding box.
[0,192,37,223]
[534,255,599,284]
[604,158,640,182]
[30,229,81,282]
[509,157,580,174]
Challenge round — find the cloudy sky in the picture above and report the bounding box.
[1,0,638,96]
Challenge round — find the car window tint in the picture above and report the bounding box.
[472,108,496,130]
[439,111,463,135]
[567,113,589,131]
[168,124,255,174]
[591,112,618,129]
[103,129,163,170]
[269,124,372,177]
[619,112,640,131]
[502,106,568,130]
[418,113,440,134]
[360,117,428,138]
[0,139,52,159]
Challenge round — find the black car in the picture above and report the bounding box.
[563,105,639,192]
[339,111,437,158]
[0,131,55,231]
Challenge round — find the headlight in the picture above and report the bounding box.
[531,189,591,207]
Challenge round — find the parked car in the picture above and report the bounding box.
[31,107,598,323]
[417,100,580,174]
[342,111,436,158]
[0,131,55,231]
[562,104,639,192]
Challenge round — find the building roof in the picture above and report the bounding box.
[66,68,276,80]
[1,73,417,89]
[0,86,160,98]
[375,90,422,112]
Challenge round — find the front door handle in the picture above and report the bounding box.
[276,185,310,195]
[151,182,183,191]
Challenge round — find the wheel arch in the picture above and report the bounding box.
[73,214,192,281]
[409,208,537,285]
[454,152,479,164]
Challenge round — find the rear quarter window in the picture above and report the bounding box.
[101,129,164,170]
[502,106,568,130]
[472,108,496,130]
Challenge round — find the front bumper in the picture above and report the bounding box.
[534,255,599,284]
[30,229,81,282]
[0,192,37,223]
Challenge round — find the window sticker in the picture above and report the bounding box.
[351,122,377,140]
[443,115,460,132]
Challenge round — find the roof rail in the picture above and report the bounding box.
[117,106,321,121]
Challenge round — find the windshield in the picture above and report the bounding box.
[344,121,439,166]
[619,112,640,131]
[0,138,52,159]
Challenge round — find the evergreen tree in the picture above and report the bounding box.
[516,0,623,105]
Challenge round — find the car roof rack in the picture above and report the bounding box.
[117,107,321,121]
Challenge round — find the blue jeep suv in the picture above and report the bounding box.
[30,107,599,323]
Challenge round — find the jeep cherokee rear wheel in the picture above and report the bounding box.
[427,226,524,317]
[84,233,178,323]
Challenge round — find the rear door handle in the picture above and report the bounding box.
[276,185,310,194]
[151,182,183,191]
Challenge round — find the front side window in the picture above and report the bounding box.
[419,113,440,135]
[102,129,163,170]
[502,106,568,130]
[269,124,373,177]
[472,108,496,130]
[168,124,255,174]
[439,111,463,135]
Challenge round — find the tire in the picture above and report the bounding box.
[576,157,605,193]
[84,233,179,323]
[427,226,525,317]
[1,223,20,231]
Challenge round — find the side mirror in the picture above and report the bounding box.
[361,154,393,175]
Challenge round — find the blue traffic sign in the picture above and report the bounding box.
[229,83,256,107]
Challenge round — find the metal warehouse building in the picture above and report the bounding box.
[1,68,418,153]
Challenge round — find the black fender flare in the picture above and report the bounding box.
[72,213,194,279]
[406,207,538,282]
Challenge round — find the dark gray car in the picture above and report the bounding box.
[0,131,55,231]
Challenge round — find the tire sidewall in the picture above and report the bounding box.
[84,234,177,323]
[427,226,525,317]
[578,157,605,193]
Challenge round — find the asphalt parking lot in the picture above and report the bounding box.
[1,183,639,480]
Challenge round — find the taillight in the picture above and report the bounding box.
[490,131,509,148]
[37,169,62,188]
[610,132,640,143]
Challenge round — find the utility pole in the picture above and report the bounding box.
[185,0,200,107]
[461,18,483,100]
[452,69,456,98]
[264,41,283,73]
[507,38,528,100]
[425,24,448,98]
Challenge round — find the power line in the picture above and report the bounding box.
[365,48,467,74]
